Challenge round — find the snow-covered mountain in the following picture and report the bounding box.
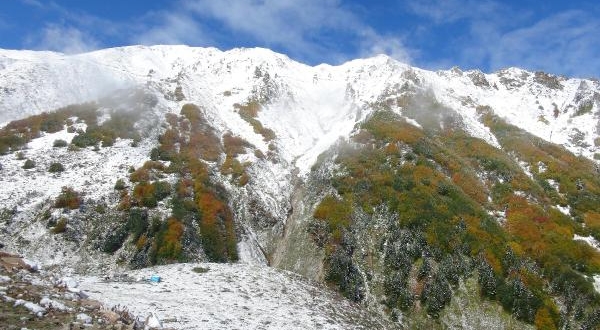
[1,45,600,329]
[1,46,598,164]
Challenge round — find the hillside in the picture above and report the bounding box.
[1,45,600,329]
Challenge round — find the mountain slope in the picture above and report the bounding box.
[1,45,600,329]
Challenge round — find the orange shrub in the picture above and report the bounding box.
[156,218,184,261]
[54,187,82,209]
[222,132,251,156]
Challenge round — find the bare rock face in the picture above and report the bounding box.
[534,71,564,90]
[467,70,490,88]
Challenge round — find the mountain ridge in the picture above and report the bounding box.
[1,45,598,162]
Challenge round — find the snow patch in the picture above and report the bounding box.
[556,204,571,216]
[78,263,387,329]
[14,299,46,316]
[574,234,600,251]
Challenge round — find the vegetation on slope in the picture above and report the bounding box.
[0,99,241,266]
[310,108,600,329]
[117,104,239,265]
[234,101,276,142]
[0,102,143,155]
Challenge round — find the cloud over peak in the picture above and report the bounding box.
[25,23,99,54]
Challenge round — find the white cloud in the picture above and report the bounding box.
[407,0,502,24]
[25,24,100,54]
[183,0,351,44]
[359,31,411,63]
[18,0,413,64]
[405,0,600,77]
[489,10,600,77]
[19,0,44,8]
[134,12,213,46]
[176,0,410,63]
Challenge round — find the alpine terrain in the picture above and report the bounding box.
[1,45,600,329]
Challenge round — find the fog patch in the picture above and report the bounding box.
[399,88,463,133]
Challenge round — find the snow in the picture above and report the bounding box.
[1,46,598,235]
[40,296,71,312]
[556,204,571,216]
[574,234,600,251]
[594,276,600,293]
[0,128,151,212]
[14,299,46,316]
[22,259,40,272]
[76,313,93,324]
[517,161,534,179]
[1,46,598,168]
[145,312,163,328]
[78,262,389,329]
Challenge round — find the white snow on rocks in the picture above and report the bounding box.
[14,299,46,316]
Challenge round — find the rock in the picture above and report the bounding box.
[101,310,120,323]
[79,298,101,309]
[61,277,79,290]
[145,312,162,329]
[21,259,39,272]
[14,299,46,315]
[76,313,92,324]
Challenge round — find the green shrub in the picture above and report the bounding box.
[53,139,67,148]
[154,217,185,262]
[51,218,67,234]
[102,226,128,254]
[127,208,149,240]
[114,178,126,190]
[421,271,452,317]
[71,131,99,148]
[153,181,171,201]
[192,266,210,273]
[48,162,65,173]
[22,159,35,169]
[325,242,365,302]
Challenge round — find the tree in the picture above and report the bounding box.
[478,259,499,298]
[421,271,452,317]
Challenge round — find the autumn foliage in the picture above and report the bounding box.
[54,187,82,210]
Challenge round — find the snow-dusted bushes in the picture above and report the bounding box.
[48,162,65,173]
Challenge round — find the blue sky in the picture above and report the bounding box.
[1,0,599,78]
